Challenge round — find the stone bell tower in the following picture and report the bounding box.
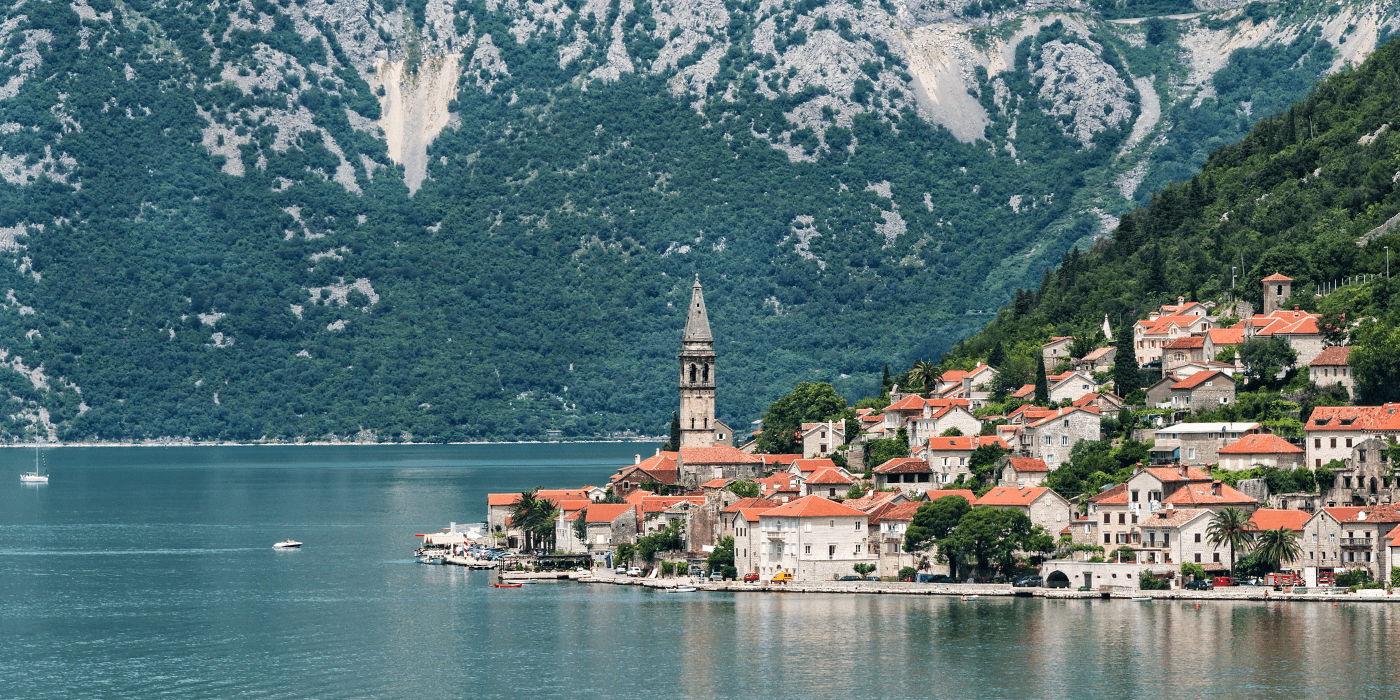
[679,274,717,449]
[1262,272,1293,315]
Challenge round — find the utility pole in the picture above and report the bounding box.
[1386,246,1390,279]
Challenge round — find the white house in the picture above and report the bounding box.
[756,496,875,582]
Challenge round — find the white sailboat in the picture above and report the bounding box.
[20,445,47,484]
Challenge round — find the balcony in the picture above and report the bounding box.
[1340,538,1373,548]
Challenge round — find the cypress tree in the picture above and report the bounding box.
[881,364,892,393]
[1034,357,1049,405]
[664,411,680,451]
[1113,324,1139,400]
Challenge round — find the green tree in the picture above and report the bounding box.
[663,411,681,451]
[1022,526,1057,565]
[1205,507,1255,575]
[509,488,559,552]
[908,360,943,399]
[637,521,686,563]
[904,494,973,572]
[1113,332,1139,399]
[726,480,761,498]
[943,506,1033,577]
[968,443,1009,488]
[1181,561,1208,580]
[1034,358,1049,405]
[865,432,911,470]
[755,382,848,454]
[853,563,876,577]
[1238,337,1298,388]
[1251,527,1302,572]
[572,506,588,542]
[881,364,893,394]
[707,535,737,579]
[844,482,867,499]
[940,426,964,437]
[1351,320,1400,404]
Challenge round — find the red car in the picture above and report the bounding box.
[742,573,760,582]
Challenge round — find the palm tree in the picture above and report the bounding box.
[1205,507,1255,575]
[908,360,943,399]
[1252,527,1303,572]
[509,489,559,552]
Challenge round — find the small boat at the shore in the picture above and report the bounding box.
[1131,597,1152,602]
[273,539,302,549]
[665,586,697,593]
[492,583,523,588]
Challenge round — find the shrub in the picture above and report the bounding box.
[898,566,917,580]
[1139,571,1169,590]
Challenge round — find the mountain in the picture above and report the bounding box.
[941,29,1400,397]
[0,0,1394,442]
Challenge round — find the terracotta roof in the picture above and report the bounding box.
[1171,371,1230,390]
[930,490,977,504]
[488,493,522,507]
[976,486,1054,507]
[1011,384,1035,399]
[585,504,636,523]
[701,478,731,489]
[1162,482,1256,506]
[801,422,845,434]
[624,490,654,505]
[1321,507,1366,522]
[1306,404,1400,432]
[1164,336,1204,349]
[736,507,770,522]
[640,496,706,513]
[1073,392,1122,408]
[1088,483,1129,504]
[886,395,929,412]
[721,497,782,514]
[871,501,924,524]
[874,457,931,474]
[756,473,800,488]
[1006,457,1049,473]
[806,468,854,485]
[1081,346,1114,362]
[1248,509,1312,531]
[792,458,837,473]
[1309,346,1353,367]
[758,454,803,466]
[1261,273,1294,282]
[1140,508,1210,528]
[842,490,905,512]
[1217,433,1303,455]
[1207,328,1246,345]
[1026,406,1099,428]
[1044,336,1073,346]
[1143,466,1213,483]
[679,446,764,464]
[1384,524,1400,541]
[1337,504,1400,524]
[759,495,868,518]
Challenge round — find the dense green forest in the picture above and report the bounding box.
[0,0,1392,442]
[942,33,1400,404]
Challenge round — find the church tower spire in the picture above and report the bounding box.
[679,274,717,449]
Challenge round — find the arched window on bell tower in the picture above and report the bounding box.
[689,364,697,382]
[702,363,709,382]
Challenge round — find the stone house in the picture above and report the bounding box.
[1089,466,1241,549]
[1132,507,1215,567]
[1261,273,1293,314]
[998,456,1050,487]
[936,364,999,410]
[871,501,924,577]
[1016,406,1101,468]
[872,457,935,494]
[1162,480,1258,512]
[1148,422,1265,467]
[1309,345,1354,397]
[552,501,594,554]
[801,421,844,458]
[1047,371,1099,405]
[974,486,1073,537]
[1168,370,1235,413]
[803,467,856,498]
[1134,314,1213,366]
[717,497,781,546]
[1170,360,1239,378]
[1233,303,1326,366]
[917,435,1012,485]
[1323,437,1398,508]
[609,452,680,495]
[1073,392,1124,421]
[755,496,876,582]
[1074,345,1116,374]
[728,505,772,575]
[1042,336,1074,371]
[911,404,983,447]
[1215,433,1305,471]
[583,503,639,555]
[1163,336,1208,374]
[1304,404,1400,470]
[1247,509,1311,570]
[1297,506,1400,582]
[1145,375,1179,407]
[677,445,765,488]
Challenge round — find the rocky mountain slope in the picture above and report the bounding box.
[0,0,1394,441]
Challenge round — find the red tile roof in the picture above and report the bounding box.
[1337,504,1400,523]
[759,495,867,518]
[701,478,731,489]
[871,501,924,524]
[841,490,906,513]
[1026,406,1099,428]
[1306,404,1400,432]
[805,468,854,485]
[1261,273,1294,282]
[679,446,764,464]
[1140,508,1210,528]
[758,454,803,466]
[488,493,522,507]
[976,486,1054,507]
[1080,346,1114,362]
[585,504,636,523]
[1171,371,1230,390]
[1162,482,1256,506]
[1217,433,1303,455]
[1322,507,1365,522]
[624,490,654,505]
[874,457,931,474]
[792,458,837,473]
[1308,345,1353,367]
[1248,509,1312,531]
[1164,336,1205,349]
[930,489,977,504]
[1006,457,1049,473]
[721,497,782,514]
[1088,483,1130,504]
[1384,524,1400,541]
[1143,466,1213,483]
[1207,328,1246,345]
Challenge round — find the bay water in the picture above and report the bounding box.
[3,444,1399,699]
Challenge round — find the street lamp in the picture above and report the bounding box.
[1386,246,1390,279]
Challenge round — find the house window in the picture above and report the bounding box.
[806,545,812,554]
[805,522,812,532]
[1104,534,1111,544]
[1061,435,1069,446]
[1195,533,1201,543]
[1315,438,1321,449]
[1194,553,1201,563]
[1119,513,1125,524]
[1331,438,1337,448]
[1346,438,1353,448]
[1163,533,1170,546]
[855,544,862,553]
[820,444,827,453]
[830,488,837,497]
[855,521,862,531]
[1044,436,1052,445]
[1104,514,1110,524]
[1131,491,1139,502]
[1213,553,1220,562]
[1188,448,1196,460]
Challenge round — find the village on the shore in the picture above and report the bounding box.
[479,274,1400,593]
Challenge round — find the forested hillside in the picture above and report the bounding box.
[0,0,1395,442]
[942,33,1400,400]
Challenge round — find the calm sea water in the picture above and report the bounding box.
[3,444,1399,699]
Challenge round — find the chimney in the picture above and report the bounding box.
[1211,480,1221,496]
[1178,465,1186,478]
[635,454,641,464]
[1178,296,1185,306]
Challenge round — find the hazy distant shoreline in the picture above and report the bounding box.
[0,438,666,448]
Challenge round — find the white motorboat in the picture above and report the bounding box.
[20,445,47,484]
[273,539,302,549]
[665,586,698,593]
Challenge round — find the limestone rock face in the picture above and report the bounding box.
[1033,40,1133,146]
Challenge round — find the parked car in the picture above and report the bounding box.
[1185,579,1213,591]
[627,567,642,577]
[837,575,863,581]
[772,572,793,583]
[742,573,760,582]
[864,576,880,581]
[615,566,627,575]
[689,567,705,577]
[710,572,724,581]
[1012,576,1043,588]
[930,576,960,584]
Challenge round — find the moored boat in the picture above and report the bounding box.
[273,539,302,549]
